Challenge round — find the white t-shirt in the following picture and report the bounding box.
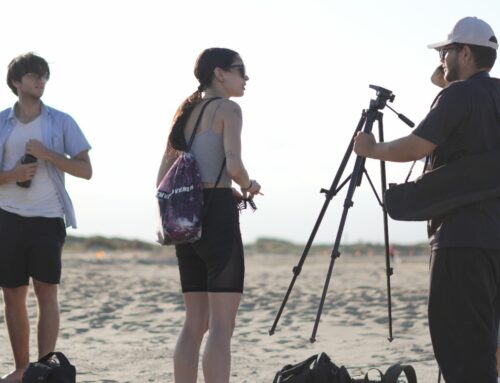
[0,116,64,217]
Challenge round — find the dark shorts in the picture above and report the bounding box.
[176,188,244,293]
[429,247,500,383]
[0,208,66,288]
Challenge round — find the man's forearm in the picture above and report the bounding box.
[355,133,436,163]
[0,169,16,185]
[370,140,424,162]
[45,151,92,179]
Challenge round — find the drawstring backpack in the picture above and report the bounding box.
[156,97,224,245]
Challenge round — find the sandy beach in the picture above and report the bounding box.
[0,250,438,382]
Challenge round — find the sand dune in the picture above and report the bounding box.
[0,251,438,382]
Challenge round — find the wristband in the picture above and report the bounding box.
[241,180,253,192]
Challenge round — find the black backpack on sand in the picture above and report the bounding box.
[22,352,76,383]
[351,363,417,383]
[273,352,417,383]
[272,353,351,383]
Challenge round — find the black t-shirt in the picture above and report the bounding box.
[413,71,500,250]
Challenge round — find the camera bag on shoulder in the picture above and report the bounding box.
[272,353,351,383]
[22,352,76,383]
[156,97,225,245]
[384,150,500,221]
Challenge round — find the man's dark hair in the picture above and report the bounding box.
[468,36,498,69]
[6,52,50,95]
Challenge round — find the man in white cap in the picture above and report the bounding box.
[354,17,500,383]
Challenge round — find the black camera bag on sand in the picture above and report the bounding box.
[384,150,500,221]
[351,363,417,383]
[22,352,76,383]
[272,353,351,383]
[273,352,417,383]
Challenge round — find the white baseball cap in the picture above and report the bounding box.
[428,17,498,50]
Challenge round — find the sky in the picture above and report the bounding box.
[1,0,499,246]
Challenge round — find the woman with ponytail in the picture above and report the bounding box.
[157,48,261,383]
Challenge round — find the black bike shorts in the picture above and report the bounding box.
[176,188,244,293]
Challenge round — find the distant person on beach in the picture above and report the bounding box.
[0,53,92,383]
[156,48,261,383]
[354,17,500,383]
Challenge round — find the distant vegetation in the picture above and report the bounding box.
[64,235,430,256]
[248,237,430,257]
[65,235,159,253]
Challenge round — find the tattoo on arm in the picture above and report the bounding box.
[225,150,237,159]
[232,107,242,120]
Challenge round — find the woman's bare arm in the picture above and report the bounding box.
[221,100,261,196]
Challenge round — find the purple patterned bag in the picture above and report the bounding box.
[156,97,222,246]
[156,152,204,245]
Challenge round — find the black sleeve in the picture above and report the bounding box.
[413,82,471,146]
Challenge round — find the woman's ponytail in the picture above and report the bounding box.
[168,89,203,151]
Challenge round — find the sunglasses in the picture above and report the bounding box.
[228,64,246,78]
[438,44,463,61]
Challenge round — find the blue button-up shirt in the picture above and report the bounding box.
[0,103,91,228]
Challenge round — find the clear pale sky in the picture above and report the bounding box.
[1,0,499,245]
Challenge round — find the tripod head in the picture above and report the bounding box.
[368,84,414,128]
[369,84,395,110]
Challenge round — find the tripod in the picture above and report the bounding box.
[269,85,414,343]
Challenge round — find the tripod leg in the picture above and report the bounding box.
[310,108,379,343]
[377,115,394,342]
[355,114,394,341]
[268,112,367,336]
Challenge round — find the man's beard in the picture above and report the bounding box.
[444,59,459,83]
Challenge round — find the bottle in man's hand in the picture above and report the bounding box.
[16,154,37,188]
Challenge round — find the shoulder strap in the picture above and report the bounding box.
[202,157,227,218]
[359,367,384,382]
[423,156,430,173]
[194,97,226,216]
[186,97,222,151]
[38,352,57,363]
[52,352,72,367]
[37,352,72,366]
[272,354,318,383]
[383,363,417,383]
[213,158,226,188]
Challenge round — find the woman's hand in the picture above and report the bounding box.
[232,187,244,200]
[240,179,262,199]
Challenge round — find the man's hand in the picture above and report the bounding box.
[13,160,38,182]
[431,65,447,89]
[353,132,377,158]
[26,139,49,160]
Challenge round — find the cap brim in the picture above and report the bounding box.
[428,39,499,50]
[427,40,452,49]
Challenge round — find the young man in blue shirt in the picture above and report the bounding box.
[0,52,92,383]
